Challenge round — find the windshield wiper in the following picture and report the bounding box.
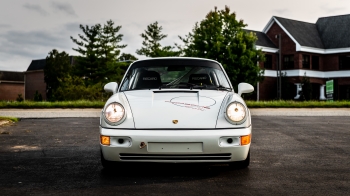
[216,85,232,91]
[160,82,209,90]
[175,82,207,90]
[158,84,172,90]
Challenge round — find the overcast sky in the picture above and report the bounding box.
[0,0,349,71]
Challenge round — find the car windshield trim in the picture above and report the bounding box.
[119,59,231,92]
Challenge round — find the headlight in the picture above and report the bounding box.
[103,102,126,125]
[225,102,247,124]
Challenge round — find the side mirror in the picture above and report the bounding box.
[104,82,118,94]
[238,83,254,96]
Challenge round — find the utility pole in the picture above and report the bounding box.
[276,34,282,100]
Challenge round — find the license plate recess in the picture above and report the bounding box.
[147,142,203,153]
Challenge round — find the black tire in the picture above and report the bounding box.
[100,150,115,169]
[229,151,250,169]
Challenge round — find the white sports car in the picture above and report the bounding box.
[100,57,254,169]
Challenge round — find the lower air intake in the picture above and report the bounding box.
[119,153,231,161]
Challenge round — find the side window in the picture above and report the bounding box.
[264,54,272,69]
[302,55,310,69]
[120,75,130,91]
[312,56,319,70]
[214,69,230,88]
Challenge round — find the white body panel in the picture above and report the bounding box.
[100,126,251,162]
[100,57,253,164]
[124,89,228,129]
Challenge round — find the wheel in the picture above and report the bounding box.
[100,150,115,169]
[229,151,250,169]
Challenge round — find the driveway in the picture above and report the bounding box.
[0,116,349,195]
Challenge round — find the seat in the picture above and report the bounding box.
[133,70,162,89]
[188,74,212,85]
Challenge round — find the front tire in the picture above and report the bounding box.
[229,151,250,169]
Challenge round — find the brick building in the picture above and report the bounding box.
[25,59,47,100]
[250,14,350,100]
[25,56,75,100]
[0,71,25,101]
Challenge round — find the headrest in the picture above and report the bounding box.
[188,74,212,85]
[134,70,162,89]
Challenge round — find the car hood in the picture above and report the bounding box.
[123,90,228,129]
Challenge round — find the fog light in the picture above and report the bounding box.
[101,135,110,146]
[118,138,124,144]
[240,134,251,145]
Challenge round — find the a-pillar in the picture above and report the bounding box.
[294,83,302,99]
[319,84,326,100]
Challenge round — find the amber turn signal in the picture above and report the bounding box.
[240,134,251,145]
[100,135,110,146]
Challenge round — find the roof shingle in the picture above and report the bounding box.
[26,59,46,71]
[274,16,324,48]
[0,71,24,82]
[245,29,277,48]
[316,14,350,49]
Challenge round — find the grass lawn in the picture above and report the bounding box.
[1,100,350,108]
[246,100,350,108]
[0,116,19,122]
[0,100,104,109]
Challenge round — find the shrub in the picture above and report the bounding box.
[16,94,24,102]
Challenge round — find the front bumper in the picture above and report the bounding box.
[100,126,251,163]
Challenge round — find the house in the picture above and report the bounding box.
[25,59,47,100]
[250,14,350,100]
[0,71,25,101]
[25,56,75,100]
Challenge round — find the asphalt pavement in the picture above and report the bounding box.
[0,116,349,195]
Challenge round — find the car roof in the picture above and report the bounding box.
[132,57,220,64]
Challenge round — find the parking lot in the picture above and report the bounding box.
[0,116,349,195]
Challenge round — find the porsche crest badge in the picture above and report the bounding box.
[172,120,178,124]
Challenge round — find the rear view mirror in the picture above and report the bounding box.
[167,66,185,71]
[238,83,254,96]
[104,82,118,94]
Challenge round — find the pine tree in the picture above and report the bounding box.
[70,24,101,84]
[136,21,180,57]
[70,20,127,85]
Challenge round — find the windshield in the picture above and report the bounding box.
[119,59,231,91]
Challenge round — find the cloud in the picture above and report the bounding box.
[51,2,77,17]
[0,28,79,71]
[0,24,11,28]
[0,29,74,64]
[320,5,346,13]
[271,9,290,15]
[23,3,48,16]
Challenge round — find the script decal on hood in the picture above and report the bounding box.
[165,96,216,111]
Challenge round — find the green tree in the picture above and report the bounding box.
[70,20,127,85]
[70,24,101,84]
[136,21,180,57]
[44,49,71,100]
[178,6,265,88]
[119,53,138,61]
[52,75,103,101]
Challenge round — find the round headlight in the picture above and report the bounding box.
[104,103,126,125]
[225,102,247,124]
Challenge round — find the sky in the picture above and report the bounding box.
[0,0,349,71]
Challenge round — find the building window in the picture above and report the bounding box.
[302,55,310,69]
[312,56,319,70]
[264,54,272,69]
[339,56,350,70]
[283,55,294,69]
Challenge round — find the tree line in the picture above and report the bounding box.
[44,6,265,101]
